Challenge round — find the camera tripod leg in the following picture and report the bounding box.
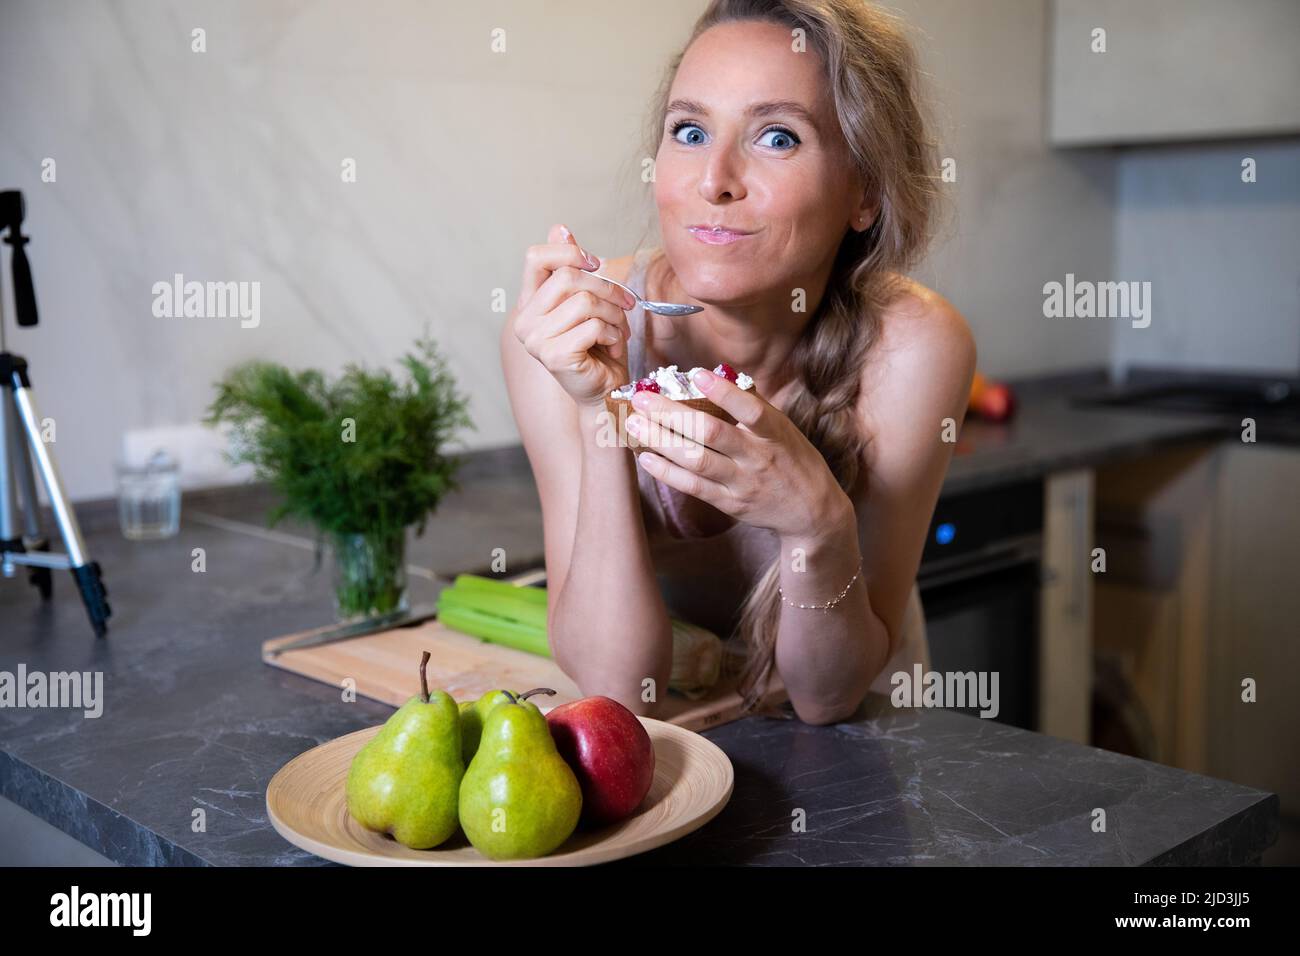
[6,403,51,598]
[10,395,43,539]
[3,357,111,636]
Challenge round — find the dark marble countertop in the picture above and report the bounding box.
[941,368,1291,495]
[0,367,1282,866]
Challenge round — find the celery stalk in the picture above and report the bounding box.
[450,574,548,606]
[437,586,547,631]
[437,604,552,658]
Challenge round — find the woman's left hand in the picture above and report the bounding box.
[624,368,851,540]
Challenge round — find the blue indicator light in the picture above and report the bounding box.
[935,522,956,545]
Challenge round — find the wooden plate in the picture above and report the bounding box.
[266,715,733,866]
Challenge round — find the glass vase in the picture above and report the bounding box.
[330,529,410,623]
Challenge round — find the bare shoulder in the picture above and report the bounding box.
[876,276,974,366]
[857,276,977,434]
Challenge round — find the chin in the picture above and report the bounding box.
[663,244,757,304]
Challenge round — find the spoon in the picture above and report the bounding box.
[594,273,703,316]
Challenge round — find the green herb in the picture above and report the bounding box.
[203,332,474,546]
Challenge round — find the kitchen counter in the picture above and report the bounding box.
[0,369,1281,865]
[943,368,1261,495]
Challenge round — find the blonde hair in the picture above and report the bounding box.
[639,0,940,709]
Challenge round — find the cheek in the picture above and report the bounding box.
[653,154,690,209]
[760,173,830,226]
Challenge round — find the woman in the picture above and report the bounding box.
[501,0,974,724]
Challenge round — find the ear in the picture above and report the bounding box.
[853,192,881,233]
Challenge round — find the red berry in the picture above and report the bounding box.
[714,362,738,382]
[633,378,660,393]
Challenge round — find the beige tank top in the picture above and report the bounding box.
[623,247,929,697]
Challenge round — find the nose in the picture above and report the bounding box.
[696,138,747,204]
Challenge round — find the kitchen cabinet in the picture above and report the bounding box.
[1049,0,1300,146]
[1093,443,1218,772]
[1208,442,1300,820]
[1094,440,1300,821]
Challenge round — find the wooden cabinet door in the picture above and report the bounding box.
[1209,443,1300,817]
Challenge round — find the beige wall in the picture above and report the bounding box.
[0,0,1113,501]
[1111,137,1300,376]
[885,0,1114,380]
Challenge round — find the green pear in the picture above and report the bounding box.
[458,690,513,765]
[458,689,581,860]
[346,651,463,849]
[459,688,557,764]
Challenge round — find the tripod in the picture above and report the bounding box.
[1,190,110,637]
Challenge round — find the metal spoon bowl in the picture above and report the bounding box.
[595,273,703,316]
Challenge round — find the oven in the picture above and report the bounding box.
[916,478,1044,730]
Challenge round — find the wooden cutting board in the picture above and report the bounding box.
[262,617,788,732]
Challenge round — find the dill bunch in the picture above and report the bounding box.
[204,333,474,545]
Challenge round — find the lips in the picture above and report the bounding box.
[688,224,753,235]
[688,225,753,245]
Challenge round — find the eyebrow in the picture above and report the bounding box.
[666,97,820,132]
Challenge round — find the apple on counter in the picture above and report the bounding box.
[546,696,656,826]
[968,371,1017,423]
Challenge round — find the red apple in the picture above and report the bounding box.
[975,382,1017,422]
[546,696,655,825]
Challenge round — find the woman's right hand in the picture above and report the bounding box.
[513,223,637,409]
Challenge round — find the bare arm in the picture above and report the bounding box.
[774,291,976,724]
[553,404,673,714]
[499,247,672,717]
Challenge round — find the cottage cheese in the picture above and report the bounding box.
[610,364,754,401]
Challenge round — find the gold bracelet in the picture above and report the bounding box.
[777,558,863,611]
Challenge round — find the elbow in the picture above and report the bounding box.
[547,633,669,722]
[785,618,891,726]
[545,585,673,720]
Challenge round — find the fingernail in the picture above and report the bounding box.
[626,414,642,433]
[631,391,652,409]
[582,250,599,269]
[558,224,571,241]
[692,368,713,388]
[623,291,637,308]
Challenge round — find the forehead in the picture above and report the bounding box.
[672,20,830,119]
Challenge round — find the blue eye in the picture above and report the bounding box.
[670,121,707,145]
[758,126,799,149]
